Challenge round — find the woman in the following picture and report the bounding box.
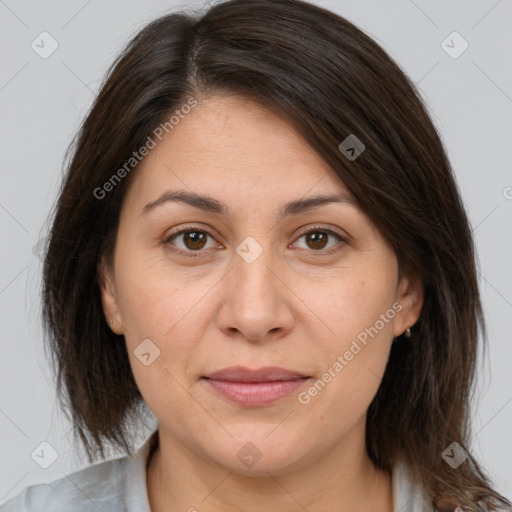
[1,0,510,510]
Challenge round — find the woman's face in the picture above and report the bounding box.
[100,94,422,475]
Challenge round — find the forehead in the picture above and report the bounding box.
[125,94,353,208]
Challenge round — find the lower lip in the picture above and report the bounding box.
[202,378,309,407]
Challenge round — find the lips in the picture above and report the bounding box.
[202,366,311,406]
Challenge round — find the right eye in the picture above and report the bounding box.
[163,226,222,257]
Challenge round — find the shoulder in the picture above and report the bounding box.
[0,431,157,512]
[0,456,129,512]
[392,459,433,512]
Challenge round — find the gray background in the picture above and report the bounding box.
[1,0,511,505]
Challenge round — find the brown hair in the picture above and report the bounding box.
[42,0,510,509]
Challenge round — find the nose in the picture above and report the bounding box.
[216,241,295,343]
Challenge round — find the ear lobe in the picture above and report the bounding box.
[97,256,123,334]
[393,271,424,337]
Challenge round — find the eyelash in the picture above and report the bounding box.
[162,224,348,259]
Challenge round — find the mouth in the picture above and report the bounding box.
[201,366,311,407]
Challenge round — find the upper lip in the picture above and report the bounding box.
[203,366,309,382]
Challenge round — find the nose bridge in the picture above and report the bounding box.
[218,234,294,340]
[232,234,279,303]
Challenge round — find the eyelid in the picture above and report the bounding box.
[290,224,348,255]
[294,224,348,241]
[162,223,224,256]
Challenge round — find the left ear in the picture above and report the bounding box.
[393,270,424,337]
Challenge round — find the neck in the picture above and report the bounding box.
[146,424,393,512]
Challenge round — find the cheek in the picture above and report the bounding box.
[113,252,226,398]
[117,270,202,426]
[294,262,397,411]
[299,262,398,348]
[113,240,199,340]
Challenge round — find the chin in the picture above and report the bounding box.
[202,434,311,477]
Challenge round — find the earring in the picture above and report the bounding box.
[404,327,412,339]
[110,318,114,327]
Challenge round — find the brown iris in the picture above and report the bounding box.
[182,231,208,250]
[304,231,328,250]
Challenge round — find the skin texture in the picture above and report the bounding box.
[99,94,423,512]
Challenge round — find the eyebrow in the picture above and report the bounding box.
[142,189,358,219]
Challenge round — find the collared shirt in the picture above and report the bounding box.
[0,430,432,511]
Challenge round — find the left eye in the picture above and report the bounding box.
[292,229,345,252]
